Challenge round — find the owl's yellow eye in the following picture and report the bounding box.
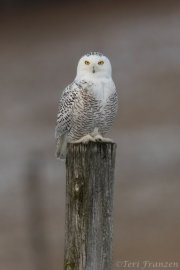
[85,60,90,65]
[98,61,104,65]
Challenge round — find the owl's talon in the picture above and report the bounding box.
[96,139,102,142]
[72,135,95,144]
[94,135,113,143]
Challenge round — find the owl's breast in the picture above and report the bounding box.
[87,82,116,131]
[91,80,114,102]
[68,78,117,140]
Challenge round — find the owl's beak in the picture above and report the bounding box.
[92,66,96,73]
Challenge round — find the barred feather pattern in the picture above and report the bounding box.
[55,79,118,141]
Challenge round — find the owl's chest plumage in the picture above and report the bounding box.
[67,78,118,140]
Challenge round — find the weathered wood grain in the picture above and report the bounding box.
[64,142,116,270]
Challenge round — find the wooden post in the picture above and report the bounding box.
[64,142,116,270]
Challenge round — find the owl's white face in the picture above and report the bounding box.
[76,52,112,80]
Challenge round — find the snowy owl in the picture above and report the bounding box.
[55,52,118,159]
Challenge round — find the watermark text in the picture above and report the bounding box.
[116,260,179,269]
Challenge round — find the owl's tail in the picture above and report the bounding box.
[56,134,67,160]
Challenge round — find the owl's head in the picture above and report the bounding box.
[76,52,112,79]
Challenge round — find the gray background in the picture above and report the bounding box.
[0,1,180,269]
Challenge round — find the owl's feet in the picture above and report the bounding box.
[94,134,114,143]
[72,134,95,144]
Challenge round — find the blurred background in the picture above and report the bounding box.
[0,0,180,269]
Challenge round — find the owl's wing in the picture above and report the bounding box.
[55,82,81,139]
